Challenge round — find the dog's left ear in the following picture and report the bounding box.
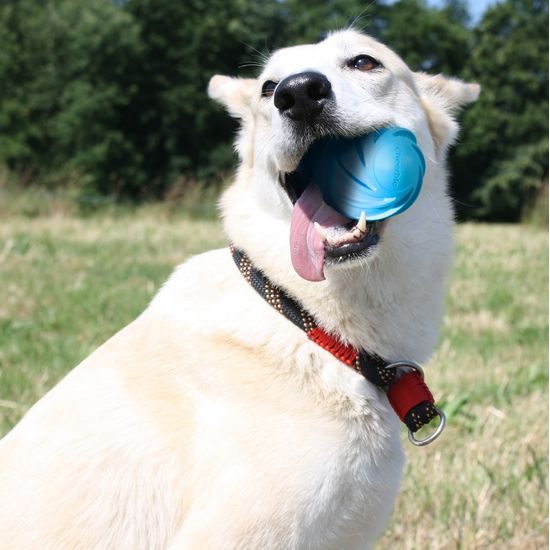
[208,75,256,120]
[414,72,480,154]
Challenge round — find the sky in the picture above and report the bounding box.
[427,0,502,24]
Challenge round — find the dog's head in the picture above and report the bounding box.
[209,30,478,312]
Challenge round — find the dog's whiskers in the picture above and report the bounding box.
[346,2,377,33]
[238,62,266,70]
[240,41,271,65]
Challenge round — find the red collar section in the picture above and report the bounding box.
[308,326,445,446]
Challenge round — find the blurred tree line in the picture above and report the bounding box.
[0,0,547,220]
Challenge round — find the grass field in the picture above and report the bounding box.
[0,194,547,549]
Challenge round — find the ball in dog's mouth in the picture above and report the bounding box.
[279,170,382,282]
[278,127,426,280]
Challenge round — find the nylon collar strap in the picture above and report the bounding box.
[231,246,446,446]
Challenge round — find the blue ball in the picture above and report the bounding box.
[296,127,426,221]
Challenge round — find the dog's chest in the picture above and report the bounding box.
[184,355,404,548]
[150,252,405,546]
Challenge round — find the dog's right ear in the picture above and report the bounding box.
[208,75,256,120]
[414,72,480,155]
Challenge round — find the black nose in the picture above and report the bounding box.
[274,71,332,122]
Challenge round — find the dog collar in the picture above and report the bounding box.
[230,246,446,446]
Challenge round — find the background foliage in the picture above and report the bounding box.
[0,0,547,220]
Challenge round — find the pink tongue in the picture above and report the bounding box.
[290,183,350,281]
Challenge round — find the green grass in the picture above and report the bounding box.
[0,203,225,426]
[0,194,547,548]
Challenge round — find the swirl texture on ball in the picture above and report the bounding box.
[296,127,426,221]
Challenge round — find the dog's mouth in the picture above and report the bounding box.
[279,164,382,282]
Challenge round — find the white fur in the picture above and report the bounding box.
[0,30,477,549]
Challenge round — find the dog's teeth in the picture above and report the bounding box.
[352,212,368,240]
[357,211,367,233]
[313,222,328,242]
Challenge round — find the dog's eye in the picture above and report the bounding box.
[348,55,381,72]
[261,80,278,98]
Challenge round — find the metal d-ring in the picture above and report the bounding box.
[385,360,446,446]
[408,408,446,446]
[385,359,425,379]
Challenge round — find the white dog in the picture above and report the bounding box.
[0,30,478,549]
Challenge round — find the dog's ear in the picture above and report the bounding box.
[208,75,256,119]
[415,73,480,112]
[414,72,480,154]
